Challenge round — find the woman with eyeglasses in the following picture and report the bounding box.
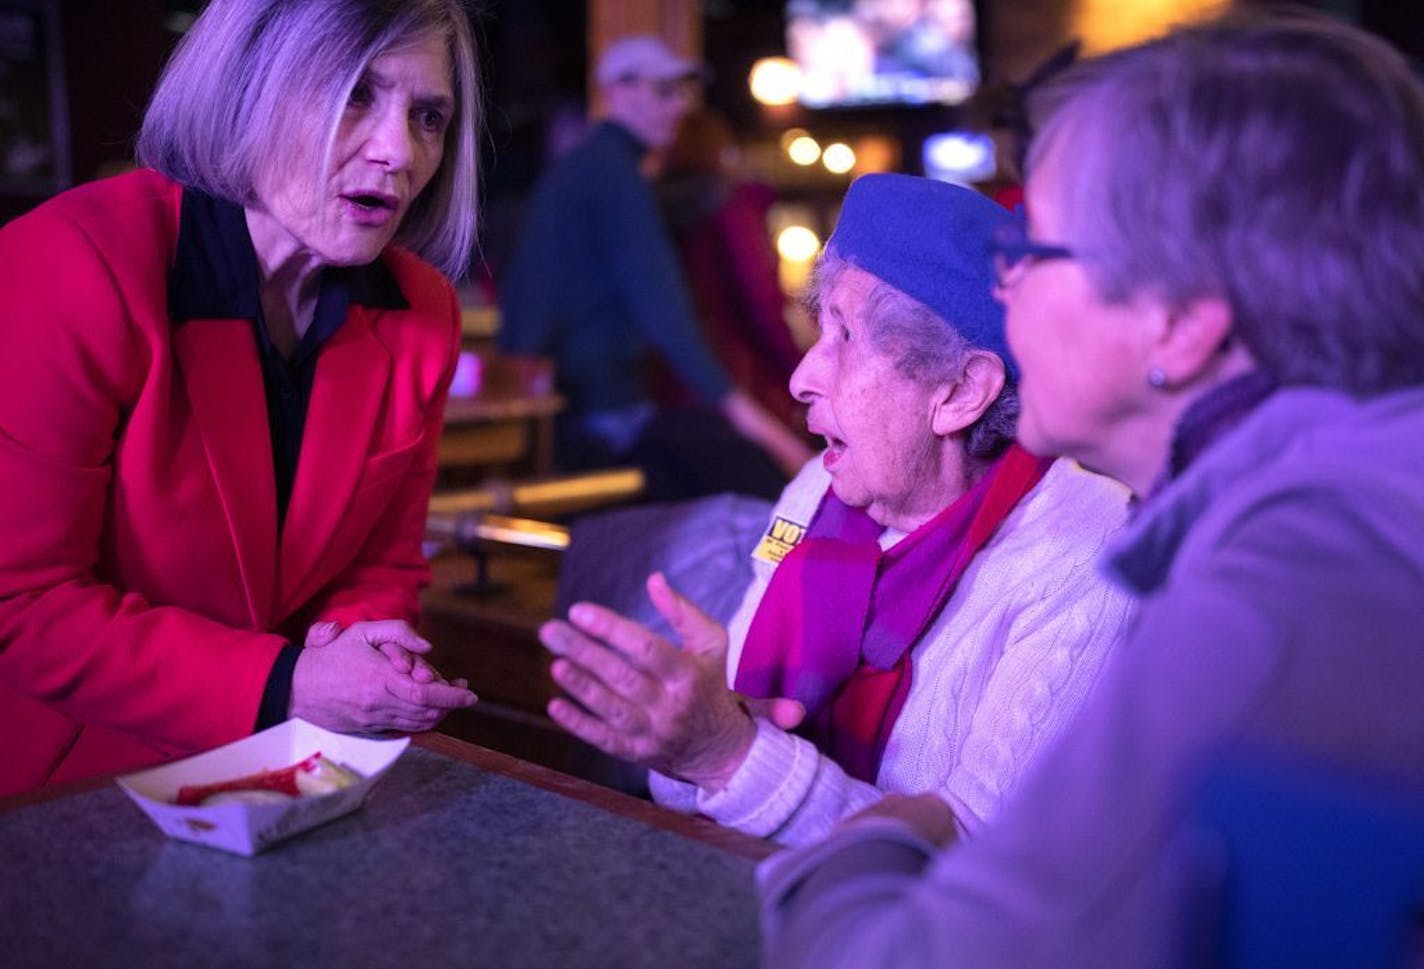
[537,173,1134,847]
[0,0,481,796]
[761,11,1424,967]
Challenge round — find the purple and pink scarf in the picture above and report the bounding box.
[735,444,1052,782]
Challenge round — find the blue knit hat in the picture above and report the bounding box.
[826,173,1016,380]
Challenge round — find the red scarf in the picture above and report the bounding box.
[735,445,1051,782]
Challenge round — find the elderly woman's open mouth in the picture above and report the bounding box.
[341,190,400,225]
[818,431,848,469]
[806,416,847,469]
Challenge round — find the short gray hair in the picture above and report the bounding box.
[1027,10,1424,394]
[137,0,480,278]
[809,249,1018,462]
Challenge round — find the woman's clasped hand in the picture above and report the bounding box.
[297,620,475,735]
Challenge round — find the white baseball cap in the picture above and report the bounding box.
[595,35,702,86]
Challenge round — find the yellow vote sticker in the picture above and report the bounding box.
[753,515,807,565]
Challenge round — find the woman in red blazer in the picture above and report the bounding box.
[0,0,483,796]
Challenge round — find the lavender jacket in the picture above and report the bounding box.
[759,386,1424,968]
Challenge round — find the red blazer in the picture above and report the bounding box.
[0,170,460,795]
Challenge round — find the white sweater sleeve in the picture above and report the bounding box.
[650,718,884,845]
[708,720,883,842]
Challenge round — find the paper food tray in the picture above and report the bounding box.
[117,719,409,856]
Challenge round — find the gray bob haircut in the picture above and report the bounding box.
[1026,10,1424,394]
[808,249,1018,463]
[137,0,480,279]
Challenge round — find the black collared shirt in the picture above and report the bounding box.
[169,187,408,526]
[168,187,408,729]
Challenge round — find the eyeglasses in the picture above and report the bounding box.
[989,205,1076,289]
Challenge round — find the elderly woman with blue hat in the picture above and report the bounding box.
[539,173,1134,845]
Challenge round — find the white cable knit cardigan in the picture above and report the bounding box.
[650,456,1136,846]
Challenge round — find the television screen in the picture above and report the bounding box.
[787,0,979,108]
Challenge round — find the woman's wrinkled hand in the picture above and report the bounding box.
[540,572,762,791]
[290,619,475,735]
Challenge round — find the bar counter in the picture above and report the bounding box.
[0,734,773,969]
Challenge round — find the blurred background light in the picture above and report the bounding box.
[1074,0,1225,54]
[851,135,897,175]
[821,142,856,175]
[776,225,821,263]
[779,128,811,152]
[749,56,802,106]
[922,131,997,184]
[786,134,822,166]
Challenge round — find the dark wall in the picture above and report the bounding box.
[0,0,171,223]
[475,0,587,282]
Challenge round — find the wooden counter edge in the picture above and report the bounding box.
[416,732,779,862]
[0,732,778,864]
[0,772,114,813]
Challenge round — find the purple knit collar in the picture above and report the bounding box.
[1169,370,1278,479]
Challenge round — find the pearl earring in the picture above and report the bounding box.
[1147,367,1168,389]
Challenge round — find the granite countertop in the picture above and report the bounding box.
[0,746,763,969]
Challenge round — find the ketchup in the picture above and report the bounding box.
[175,752,324,806]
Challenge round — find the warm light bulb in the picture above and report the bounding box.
[776,225,822,263]
[822,142,856,174]
[779,128,811,151]
[787,135,822,166]
[749,57,802,106]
